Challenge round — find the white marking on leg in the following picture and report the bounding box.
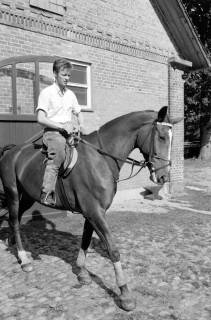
[18,250,30,265]
[76,248,86,268]
[113,261,127,287]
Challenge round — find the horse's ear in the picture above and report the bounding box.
[157,106,183,124]
[157,106,168,122]
[171,117,183,125]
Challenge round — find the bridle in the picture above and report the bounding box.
[146,121,172,174]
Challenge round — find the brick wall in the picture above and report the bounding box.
[0,19,172,126]
[0,0,177,53]
[0,0,185,187]
[168,66,185,190]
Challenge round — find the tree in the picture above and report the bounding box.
[182,0,211,159]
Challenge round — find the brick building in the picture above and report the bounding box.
[0,0,209,191]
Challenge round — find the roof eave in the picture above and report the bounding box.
[149,0,211,70]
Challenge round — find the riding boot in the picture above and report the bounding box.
[41,162,58,206]
[41,131,66,206]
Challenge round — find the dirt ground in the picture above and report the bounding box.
[111,158,211,215]
[0,159,211,320]
[172,159,211,213]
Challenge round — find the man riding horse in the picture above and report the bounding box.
[36,58,85,206]
[0,74,182,311]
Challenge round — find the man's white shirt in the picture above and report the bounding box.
[36,83,81,123]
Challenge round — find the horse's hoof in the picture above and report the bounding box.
[119,295,136,311]
[77,269,92,285]
[21,263,33,272]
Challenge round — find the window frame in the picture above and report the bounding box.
[68,60,91,110]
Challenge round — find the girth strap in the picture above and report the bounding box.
[57,177,73,211]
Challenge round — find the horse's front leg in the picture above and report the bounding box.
[90,210,136,311]
[76,218,93,285]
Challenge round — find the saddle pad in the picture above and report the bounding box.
[59,147,78,178]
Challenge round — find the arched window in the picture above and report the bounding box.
[0,55,91,119]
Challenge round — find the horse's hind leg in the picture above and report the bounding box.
[76,218,93,284]
[7,188,34,272]
[18,192,35,224]
[85,208,136,311]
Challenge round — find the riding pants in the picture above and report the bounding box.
[42,131,66,194]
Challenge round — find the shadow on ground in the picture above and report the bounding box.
[0,209,121,307]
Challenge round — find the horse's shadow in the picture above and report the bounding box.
[0,210,119,304]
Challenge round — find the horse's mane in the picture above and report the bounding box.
[100,110,157,132]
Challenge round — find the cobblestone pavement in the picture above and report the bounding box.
[0,159,210,320]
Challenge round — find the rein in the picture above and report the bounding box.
[80,137,147,166]
[79,137,147,182]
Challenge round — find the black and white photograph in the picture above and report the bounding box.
[0,1,210,319]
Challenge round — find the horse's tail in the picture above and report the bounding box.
[0,145,15,218]
[0,144,16,159]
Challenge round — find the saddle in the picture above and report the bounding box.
[59,143,78,178]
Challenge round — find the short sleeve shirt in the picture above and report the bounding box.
[36,83,81,123]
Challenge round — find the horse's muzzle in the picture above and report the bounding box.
[150,171,169,185]
[157,175,169,184]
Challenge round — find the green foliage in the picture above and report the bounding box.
[181,0,211,142]
[184,69,211,141]
[182,0,211,48]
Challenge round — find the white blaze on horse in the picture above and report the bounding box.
[0,106,181,311]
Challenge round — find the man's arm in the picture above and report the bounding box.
[37,110,69,133]
[77,112,84,128]
[76,112,88,134]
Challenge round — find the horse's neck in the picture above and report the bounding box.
[97,120,138,169]
[87,112,155,171]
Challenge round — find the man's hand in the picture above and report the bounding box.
[62,122,74,134]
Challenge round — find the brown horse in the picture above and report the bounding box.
[0,106,180,311]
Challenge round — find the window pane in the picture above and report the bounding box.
[16,63,35,114]
[39,62,54,92]
[68,86,87,106]
[71,65,87,85]
[0,65,12,114]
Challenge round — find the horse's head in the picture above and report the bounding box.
[136,106,182,185]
